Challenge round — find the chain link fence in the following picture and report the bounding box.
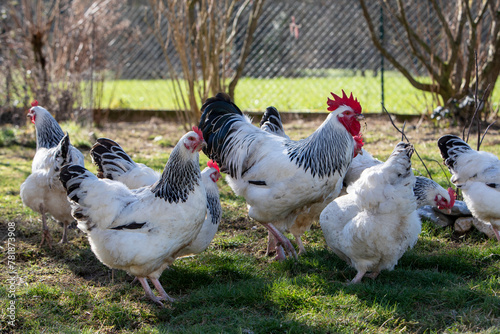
[2,0,493,123]
[103,0,431,114]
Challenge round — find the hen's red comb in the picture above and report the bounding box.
[207,159,220,172]
[31,100,39,107]
[192,126,203,139]
[447,187,456,207]
[327,90,362,114]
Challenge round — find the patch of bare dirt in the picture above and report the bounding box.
[94,113,499,159]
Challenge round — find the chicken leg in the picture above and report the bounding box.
[263,223,297,260]
[350,270,366,284]
[492,225,500,242]
[150,277,175,302]
[294,235,306,255]
[137,277,165,307]
[265,230,277,256]
[39,204,52,249]
[59,221,69,244]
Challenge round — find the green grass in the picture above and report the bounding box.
[94,73,500,115]
[1,120,500,333]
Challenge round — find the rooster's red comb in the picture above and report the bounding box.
[192,126,203,139]
[207,159,220,172]
[31,100,39,107]
[327,90,362,114]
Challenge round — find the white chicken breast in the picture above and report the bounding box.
[59,128,207,306]
[20,102,84,246]
[438,134,500,241]
[320,142,421,283]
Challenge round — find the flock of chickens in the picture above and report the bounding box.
[20,92,500,307]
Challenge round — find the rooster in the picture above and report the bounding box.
[438,134,500,241]
[20,101,84,246]
[198,91,364,260]
[59,128,208,306]
[320,142,421,283]
[90,137,222,256]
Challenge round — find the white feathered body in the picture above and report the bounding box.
[21,132,84,224]
[320,142,421,275]
[90,138,222,259]
[213,111,355,232]
[438,135,500,233]
[71,175,207,277]
[60,131,208,278]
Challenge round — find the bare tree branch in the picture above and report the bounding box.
[228,0,265,100]
[359,0,438,94]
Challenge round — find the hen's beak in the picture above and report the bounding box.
[355,114,364,121]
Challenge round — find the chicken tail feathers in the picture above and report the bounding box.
[91,138,137,180]
[260,106,288,138]
[59,164,96,203]
[198,93,246,170]
[437,135,472,170]
[53,133,70,170]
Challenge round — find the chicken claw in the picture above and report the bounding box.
[264,223,297,260]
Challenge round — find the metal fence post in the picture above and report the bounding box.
[379,4,384,112]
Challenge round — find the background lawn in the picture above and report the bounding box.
[95,73,500,114]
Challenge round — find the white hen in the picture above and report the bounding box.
[344,148,456,211]
[438,134,500,241]
[90,137,223,256]
[59,128,207,306]
[320,142,421,283]
[20,102,84,246]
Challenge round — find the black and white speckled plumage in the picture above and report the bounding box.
[31,106,66,149]
[199,93,354,180]
[413,176,440,207]
[437,135,473,173]
[285,123,352,178]
[91,138,136,179]
[151,145,201,204]
[206,192,221,225]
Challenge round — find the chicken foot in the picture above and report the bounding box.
[350,270,366,284]
[263,223,297,260]
[150,278,175,302]
[39,204,52,249]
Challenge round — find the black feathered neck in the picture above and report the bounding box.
[34,108,65,149]
[151,143,201,203]
[285,115,353,178]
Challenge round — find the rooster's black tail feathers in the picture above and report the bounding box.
[260,106,287,137]
[198,93,245,169]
